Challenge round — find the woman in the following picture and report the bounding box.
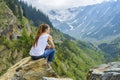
[29,24,55,66]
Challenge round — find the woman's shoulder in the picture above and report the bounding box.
[47,34,53,38]
[41,33,49,36]
[40,34,51,39]
[45,33,51,37]
[44,33,52,37]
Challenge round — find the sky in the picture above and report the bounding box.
[20,0,110,12]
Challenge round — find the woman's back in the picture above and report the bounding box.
[29,33,49,56]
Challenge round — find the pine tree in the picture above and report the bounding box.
[4,0,23,20]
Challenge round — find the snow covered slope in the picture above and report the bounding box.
[48,0,120,42]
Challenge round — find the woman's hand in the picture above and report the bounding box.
[48,35,55,48]
[46,44,54,49]
[46,45,50,49]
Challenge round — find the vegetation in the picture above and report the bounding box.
[20,1,52,27]
[98,37,120,62]
[4,0,23,20]
[52,40,104,80]
[0,0,106,80]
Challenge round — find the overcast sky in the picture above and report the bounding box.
[20,0,110,12]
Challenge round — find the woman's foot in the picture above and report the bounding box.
[47,62,51,68]
[45,62,53,71]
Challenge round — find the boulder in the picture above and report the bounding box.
[0,57,72,80]
[87,62,120,80]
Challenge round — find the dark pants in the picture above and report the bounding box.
[31,48,55,63]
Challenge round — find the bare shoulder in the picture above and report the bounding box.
[48,34,52,38]
[48,34,53,40]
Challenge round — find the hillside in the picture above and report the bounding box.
[98,37,120,61]
[0,0,105,80]
[0,0,21,40]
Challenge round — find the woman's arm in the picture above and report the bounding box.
[48,35,55,48]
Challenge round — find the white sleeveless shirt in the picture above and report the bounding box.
[29,34,49,56]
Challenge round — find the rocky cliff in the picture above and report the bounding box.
[0,57,72,80]
[0,1,21,40]
[87,62,120,80]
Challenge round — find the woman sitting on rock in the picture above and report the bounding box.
[29,24,55,67]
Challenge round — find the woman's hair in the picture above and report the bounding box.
[33,24,49,47]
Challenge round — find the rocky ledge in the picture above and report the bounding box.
[0,57,72,80]
[87,62,120,80]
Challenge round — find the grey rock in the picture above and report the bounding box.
[87,62,120,80]
[43,77,73,80]
[0,57,72,80]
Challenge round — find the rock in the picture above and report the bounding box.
[0,57,72,80]
[87,62,120,80]
[0,1,21,40]
[43,77,73,80]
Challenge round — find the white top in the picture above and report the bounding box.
[29,34,49,56]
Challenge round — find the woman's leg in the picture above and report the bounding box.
[44,48,56,63]
[31,55,44,60]
[31,48,55,62]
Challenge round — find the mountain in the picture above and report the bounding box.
[0,0,32,76]
[98,36,120,61]
[0,0,22,40]
[48,0,120,43]
[0,0,105,80]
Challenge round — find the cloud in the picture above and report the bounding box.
[20,0,109,12]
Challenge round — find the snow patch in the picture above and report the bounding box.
[83,16,87,21]
[77,21,84,28]
[71,19,78,24]
[103,7,111,15]
[81,29,85,33]
[90,26,95,30]
[48,8,79,22]
[87,32,92,35]
[94,31,99,35]
[113,30,117,33]
[68,23,74,30]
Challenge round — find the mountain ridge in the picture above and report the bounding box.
[48,0,120,43]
